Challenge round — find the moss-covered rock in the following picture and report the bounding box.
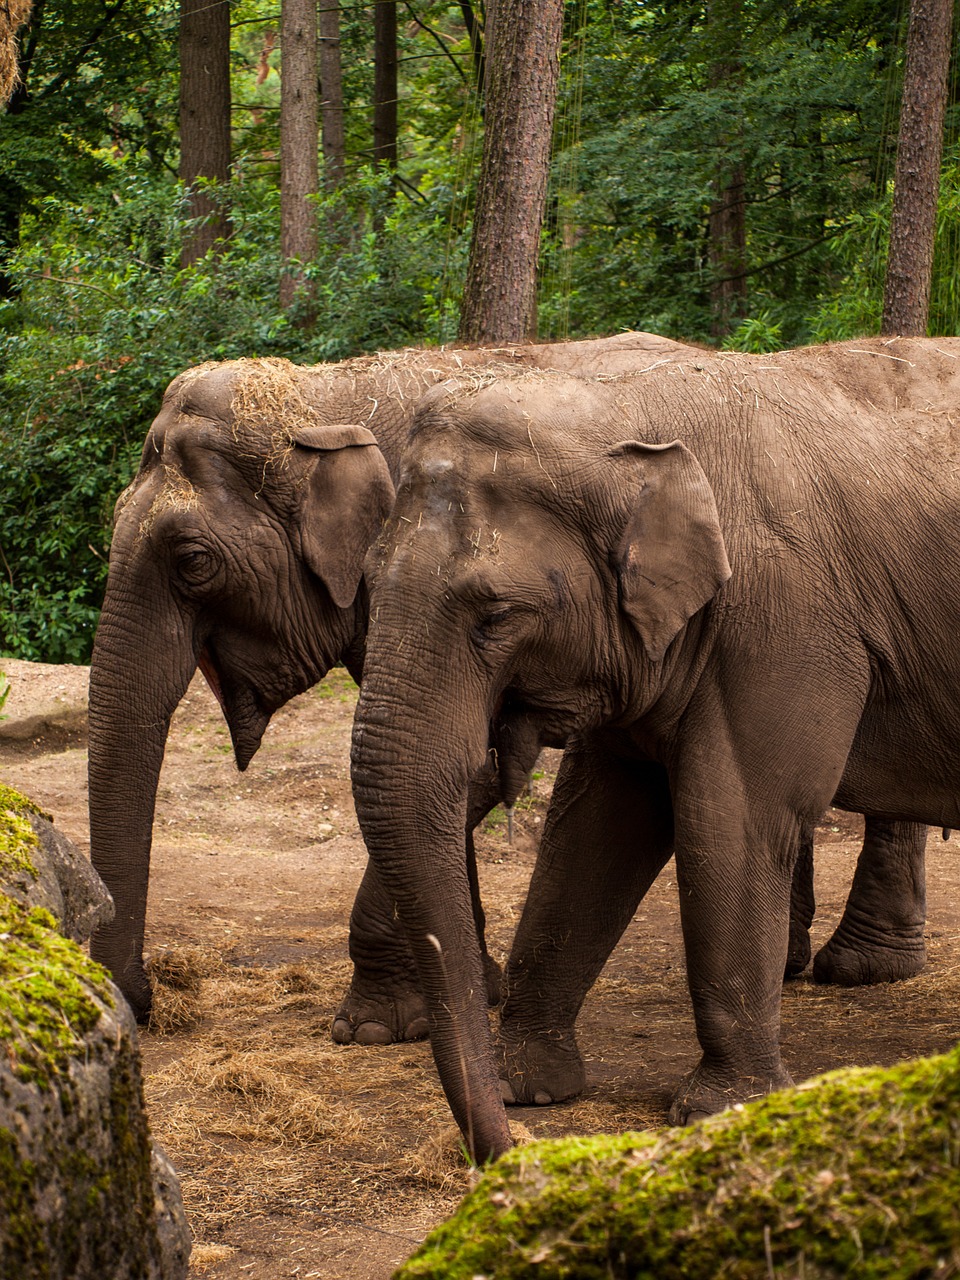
[0,784,189,1279]
[397,1046,960,1279]
[0,784,113,942]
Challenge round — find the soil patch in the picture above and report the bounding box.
[1,659,958,1278]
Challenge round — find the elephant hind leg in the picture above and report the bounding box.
[784,827,815,980]
[813,818,927,986]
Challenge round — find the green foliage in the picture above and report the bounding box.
[0,671,8,719]
[722,311,784,353]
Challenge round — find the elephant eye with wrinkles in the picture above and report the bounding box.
[174,542,220,591]
[471,605,516,648]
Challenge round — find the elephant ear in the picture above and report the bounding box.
[290,423,395,609]
[608,439,731,662]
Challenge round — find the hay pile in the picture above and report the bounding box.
[397,1044,960,1279]
[0,1,30,106]
[142,943,472,1242]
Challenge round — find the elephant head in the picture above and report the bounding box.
[351,374,731,1159]
[88,359,394,1017]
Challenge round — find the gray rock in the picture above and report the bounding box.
[0,805,114,944]
[0,786,190,1279]
[28,812,114,942]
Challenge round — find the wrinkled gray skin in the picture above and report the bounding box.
[87,336,925,1037]
[88,334,717,1028]
[351,336,955,1161]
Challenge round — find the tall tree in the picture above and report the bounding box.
[319,0,345,187]
[706,0,747,338]
[881,0,954,336]
[179,0,231,267]
[458,0,564,343]
[373,0,398,169]
[280,0,318,309]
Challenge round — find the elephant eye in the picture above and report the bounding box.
[471,605,515,648]
[174,542,219,590]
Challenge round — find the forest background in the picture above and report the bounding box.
[0,0,958,665]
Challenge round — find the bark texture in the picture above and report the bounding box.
[707,0,747,338]
[458,0,564,343]
[319,0,346,187]
[280,0,319,309]
[881,0,954,336]
[179,0,231,266]
[373,0,398,168]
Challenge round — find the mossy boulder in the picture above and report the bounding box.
[0,783,113,942]
[0,785,189,1279]
[398,1045,960,1279]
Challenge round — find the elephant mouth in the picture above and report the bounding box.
[198,644,273,772]
[491,693,572,806]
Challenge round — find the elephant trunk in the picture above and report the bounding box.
[87,594,196,1020]
[351,676,513,1163]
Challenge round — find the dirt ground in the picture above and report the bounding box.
[1,657,959,1279]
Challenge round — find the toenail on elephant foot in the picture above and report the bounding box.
[812,938,927,986]
[497,1028,586,1106]
[668,1060,794,1126]
[330,985,430,1045]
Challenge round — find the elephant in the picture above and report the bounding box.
[88,335,927,1035]
[349,335,959,1161]
[89,331,717,1026]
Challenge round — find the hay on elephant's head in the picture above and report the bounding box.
[0,1,31,107]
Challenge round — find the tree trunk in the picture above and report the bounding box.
[881,0,954,336]
[458,0,564,344]
[280,0,318,311]
[458,0,484,91]
[178,0,231,267]
[707,0,747,339]
[319,0,346,187]
[373,0,398,169]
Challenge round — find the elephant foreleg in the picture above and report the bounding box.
[813,817,927,985]
[499,739,675,1107]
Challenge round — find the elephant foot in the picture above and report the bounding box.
[667,1058,794,1125]
[783,920,812,980]
[331,952,503,1046]
[812,935,926,986]
[331,980,430,1045]
[497,1027,586,1106]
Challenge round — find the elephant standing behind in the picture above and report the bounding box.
[350,336,960,1160]
[87,335,925,1041]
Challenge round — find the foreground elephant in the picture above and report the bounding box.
[350,336,959,1160]
[88,333,706,1025]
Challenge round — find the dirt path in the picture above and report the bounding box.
[2,658,959,1278]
